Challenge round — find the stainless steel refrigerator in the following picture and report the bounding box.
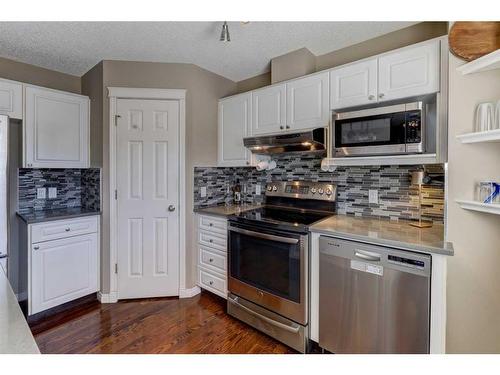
[0,115,22,292]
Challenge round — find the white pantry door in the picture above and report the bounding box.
[116,99,180,299]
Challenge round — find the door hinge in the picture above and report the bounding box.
[115,263,118,274]
[114,114,121,126]
[114,190,118,200]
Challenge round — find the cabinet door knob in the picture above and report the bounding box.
[209,258,214,263]
[286,125,290,129]
[209,281,213,285]
[209,239,213,243]
[65,228,70,232]
[209,223,213,227]
[168,205,175,212]
[378,93,385,98]
[33,246,39,250]
[280,126,284,130]
[368,95,375,100]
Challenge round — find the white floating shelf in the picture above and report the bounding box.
[456,200,500,215]
[323,153,439,167]
[457,49,500,75]
[457,129,500,144]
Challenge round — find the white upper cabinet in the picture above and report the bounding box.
[378,40,440,102]
[0,78,23,120]
[24,86,89,168]
[286,72,330,131]
[218,93,252,167]
[251,84,286,135]
[330,58,377,110]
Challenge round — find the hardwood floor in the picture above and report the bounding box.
[30,291,296,354]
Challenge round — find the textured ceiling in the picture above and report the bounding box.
[0,22,416,81]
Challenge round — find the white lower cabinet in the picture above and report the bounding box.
[28,216,99,315]
[196,214,228,299]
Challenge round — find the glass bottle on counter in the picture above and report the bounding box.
[233,179,242,205]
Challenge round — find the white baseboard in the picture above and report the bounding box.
[179,286,201,298]
[98,291,118,303]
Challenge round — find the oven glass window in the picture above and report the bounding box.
[229,228,300,303]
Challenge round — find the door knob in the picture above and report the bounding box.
[168,205,176,212]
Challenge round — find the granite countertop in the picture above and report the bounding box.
[194,203,262,217]
[17,207,101,224]
[0,267,40,354]
[310,215,453,256]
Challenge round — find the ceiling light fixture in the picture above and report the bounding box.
[220,21,230,42]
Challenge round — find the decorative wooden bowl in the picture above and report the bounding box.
[449,22,500,61]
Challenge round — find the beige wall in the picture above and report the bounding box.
[0,56,81,93]
[236,72,271,94]
[96,61,236,292]
[316,21,448,71]
[81,61,104,168]
[271,47,316,84]
[446,54,500,353]
[236,22,448,92]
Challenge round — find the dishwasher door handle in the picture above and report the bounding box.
[354,250,381,262]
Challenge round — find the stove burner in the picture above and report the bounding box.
[234,206,333,226]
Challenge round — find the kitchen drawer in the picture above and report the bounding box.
[198,267,227,298]
[198,230,227,252]
[199,246,227,274]
[198,215,227,235]
[31,216,99,243]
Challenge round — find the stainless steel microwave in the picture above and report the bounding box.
[332,101,425,157]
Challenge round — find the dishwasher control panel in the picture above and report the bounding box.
[388,254,426,269]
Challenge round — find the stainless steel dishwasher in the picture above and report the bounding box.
[319,236,431,354]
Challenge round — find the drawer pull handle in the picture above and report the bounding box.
[33,246,39,250]
[65,228,70,232]
[209,258,214,262]
[209,281,213,285]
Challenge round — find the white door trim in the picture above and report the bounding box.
[108,87,187,302]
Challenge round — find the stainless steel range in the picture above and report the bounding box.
[227,181,336,353]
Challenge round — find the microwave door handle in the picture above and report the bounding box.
[228,295,300,334]
[229,226,299,244]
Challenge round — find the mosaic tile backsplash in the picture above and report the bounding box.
[18,168,101,213]
[194,155,445,223]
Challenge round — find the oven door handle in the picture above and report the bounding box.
[228,295,300,334]
[229,226,299,244]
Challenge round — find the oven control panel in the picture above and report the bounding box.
[266,181,336,201]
